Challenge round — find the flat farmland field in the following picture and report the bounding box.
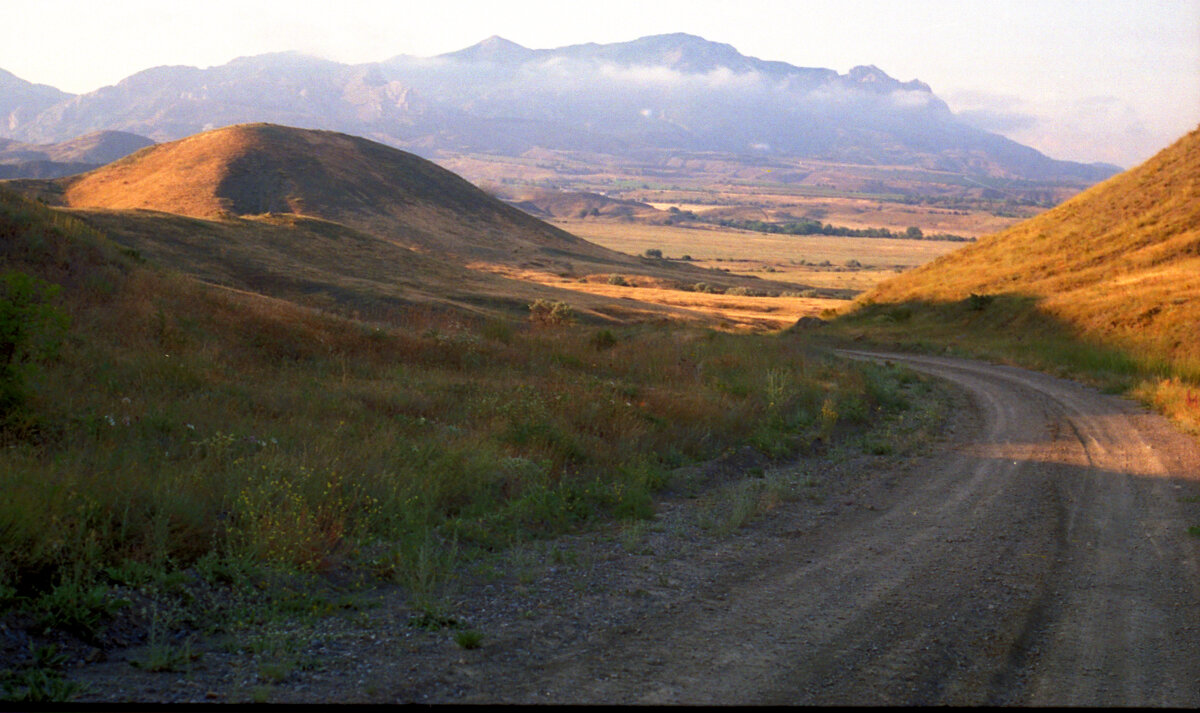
[485,265,847,331]
[555,219,966,292]
[639,193,1028,238]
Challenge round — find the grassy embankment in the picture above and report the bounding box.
[0,185,924,673]
[827,128,1200,435]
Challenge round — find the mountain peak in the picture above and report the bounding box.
[846,64,932,94]
[442,35,532,63]
[632,32,718,47]
[847,65,892,82]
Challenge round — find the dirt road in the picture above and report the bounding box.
[452,351,1200,705]
[74,352,1200,704]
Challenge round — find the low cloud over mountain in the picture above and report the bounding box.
[0,34,1118,183]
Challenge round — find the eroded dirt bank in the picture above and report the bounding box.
[72,353,1200,704]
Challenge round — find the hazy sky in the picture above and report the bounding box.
[3,0,1197,167]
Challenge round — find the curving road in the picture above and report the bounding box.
[487,351,1200,705]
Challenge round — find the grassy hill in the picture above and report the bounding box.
[51,123,623,266]
[7,123,821,325]
[0,182,931,688]
[837,126,1200,429]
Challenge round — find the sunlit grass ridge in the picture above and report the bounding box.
[838,126,1200,432]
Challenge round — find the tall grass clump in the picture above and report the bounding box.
[0,186,901,634]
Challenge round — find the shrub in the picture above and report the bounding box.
[643,248,663,259]
[606,274,629,286]
[528,299,574,326]
[967,293,995,311]
[589,329,618,351]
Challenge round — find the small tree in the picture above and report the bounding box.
[643,248,663,259]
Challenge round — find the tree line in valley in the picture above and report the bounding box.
[665,207,974,242]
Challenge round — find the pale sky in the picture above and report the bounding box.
[2,0,1197,168]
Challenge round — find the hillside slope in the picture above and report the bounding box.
[25,123,808,294]
[53,123,624,267]
[6,124,816,326]
[862,126,1200,365]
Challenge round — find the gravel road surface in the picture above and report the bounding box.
[464,351,1200,705]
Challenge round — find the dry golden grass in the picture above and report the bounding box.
[480,266,841,332]
[36,124,848,307]
[62,130,240,216]
[53,124,634,271]
[844,126,1200,432]
[67,207,794,330]
[866,127,1200,367]
[688,260,893,292]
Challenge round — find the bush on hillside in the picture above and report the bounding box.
[528,299,574,326]
[967,293,995,311]
[0,271,69,417]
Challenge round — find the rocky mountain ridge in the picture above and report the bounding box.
[0,34,1119,183]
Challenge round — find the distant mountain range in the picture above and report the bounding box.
[0,34,1120,183]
